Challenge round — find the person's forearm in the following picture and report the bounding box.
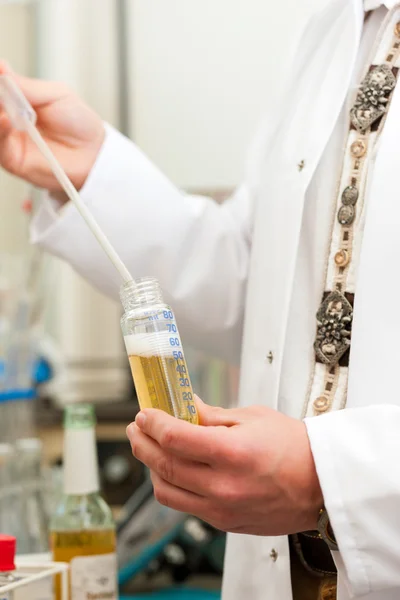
[31,125,252,362]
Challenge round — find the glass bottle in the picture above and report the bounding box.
[0,535,18,600]
[50,404,117,600]
[120,277,198,424]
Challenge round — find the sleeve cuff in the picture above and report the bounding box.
[305,410,371,597]
[30,122,115,245]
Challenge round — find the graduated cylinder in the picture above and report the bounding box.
[120,278,198,424]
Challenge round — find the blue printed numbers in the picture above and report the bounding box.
[182,392,196,415]
[163,310,173,319]
[168,333,196,416]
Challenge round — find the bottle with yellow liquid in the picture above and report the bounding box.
[50,404,117,600]
[120,277,198,424]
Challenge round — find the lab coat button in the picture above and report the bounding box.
[395,21,400,37]
[297,160,305,172]
[270,549,278,562]
[266,351,274,364]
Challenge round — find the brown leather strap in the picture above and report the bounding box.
[290,536,337,600]
[294,533,337,575]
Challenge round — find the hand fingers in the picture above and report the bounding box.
[0,62,71,108]
[195,395,244,427]
[134,408,232,464]
[0,59,72,111]
[128,423,213,495]
[0,60,13,76]
[0,113,12,140]
[150,471,214,520]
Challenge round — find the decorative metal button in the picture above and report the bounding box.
[350,65,396,133]
[314,290,353,365]
[338,205,355,226]
[313,396,330,413]
[341,185,358,206]
[350,140,367,158]
[395,21,400,37]
[270,549,278,562]
[334,249,350,268]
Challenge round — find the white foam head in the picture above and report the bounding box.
[124,332,178,358]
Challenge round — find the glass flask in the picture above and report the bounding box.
[50,404,117,600]
[120,277,198,424]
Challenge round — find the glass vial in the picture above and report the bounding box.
[120,277,198,424]
[50,404,117,600]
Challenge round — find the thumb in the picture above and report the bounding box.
[0,60,70,107]
[195,395,243,427]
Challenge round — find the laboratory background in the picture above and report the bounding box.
[0,0,316,598]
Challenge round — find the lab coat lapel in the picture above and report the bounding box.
[239,0,363,412]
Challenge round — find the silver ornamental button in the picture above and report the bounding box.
[337,205,355,226]
[341,186,359,206]
[314,290,353,365]
[350,64,396,133]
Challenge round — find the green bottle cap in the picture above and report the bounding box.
[64,404,96,429]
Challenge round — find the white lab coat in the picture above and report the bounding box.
[31,0,400,598]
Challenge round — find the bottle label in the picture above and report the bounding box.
[70,553,117,600]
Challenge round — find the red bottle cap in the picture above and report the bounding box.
[0,535,16,571]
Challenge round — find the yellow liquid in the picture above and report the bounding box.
[51,529,116,600]
[129,354,198,424]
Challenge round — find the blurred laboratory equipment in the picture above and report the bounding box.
[0,249,42,441]
[0,437,50,555]
[121,277,198,423]
[0,247,53,556]
[50,404,117,600]
[15,439,49,554]
[0,535,18,600]
[1,551,67,600]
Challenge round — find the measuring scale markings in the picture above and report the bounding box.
[124,310,198,423]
